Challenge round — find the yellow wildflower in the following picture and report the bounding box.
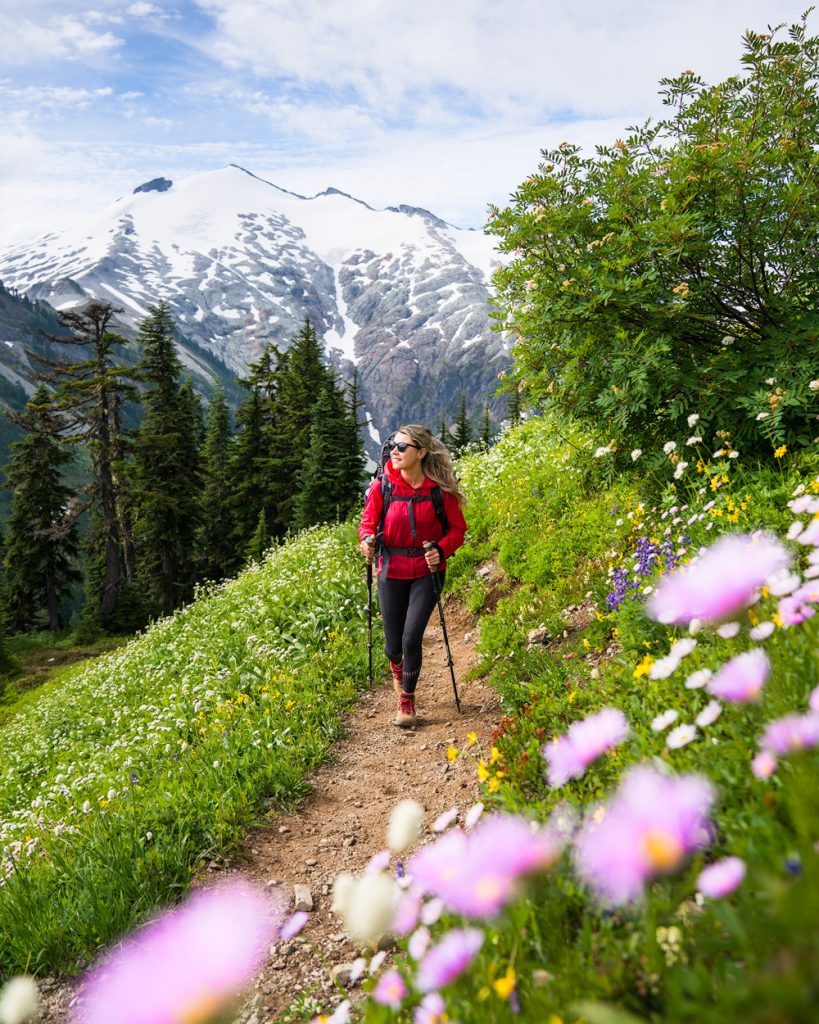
[487,777,501,793]
[773,612,784,628]
[633,654,655,679]
[494,966,517,999]
[774,444,787,458]
[447,746,459,763]
[467,732,478,746]
[490,746,500,764]
[478,760,489,782]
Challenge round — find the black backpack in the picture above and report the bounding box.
[366,434,449,568]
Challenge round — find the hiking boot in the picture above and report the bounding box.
[389,660,404,697]
[393,692,417,728]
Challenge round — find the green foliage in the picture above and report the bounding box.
[196,384,232,581]
[0,523,375,976]
[2,384,81,632]
[490,16,819,459]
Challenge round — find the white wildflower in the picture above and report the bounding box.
[0,977,39,1024]
[387,799,425,853]
[686,435,702,446]
[716,622,740,639]
[667,724,697,749]
[687,413,700,427]
[685,669,713,690]
[340,873,399,944]
[673,461,689,480]
[749,621,775,641]
[631,449,642,461]
[663,441,677,454]
[651,709,679,732]
[696,700,722,728]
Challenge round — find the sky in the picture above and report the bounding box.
[0,0,812,245]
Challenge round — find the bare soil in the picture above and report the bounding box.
[31,592,503,1023]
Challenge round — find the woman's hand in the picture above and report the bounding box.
[360,537,375,561]
[424,544,441,570]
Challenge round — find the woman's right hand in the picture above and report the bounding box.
[360,537,375,561]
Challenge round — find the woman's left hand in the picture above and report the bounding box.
[424,546,441,570]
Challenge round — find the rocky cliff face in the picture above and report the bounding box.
[0,165,509,450]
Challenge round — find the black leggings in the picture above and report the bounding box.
[378,572,444,694]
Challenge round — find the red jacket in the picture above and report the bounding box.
[359,460,467,579]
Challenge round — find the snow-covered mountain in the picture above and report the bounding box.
[0,166,509,446]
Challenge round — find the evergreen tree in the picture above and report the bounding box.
[268,319,329,531]
[507,386,522,425]
[197,384,232,581]
[439,416,455,452]
[226,385,267,568]
[2,385,81,632]
[32,302,137,628]
[480,405,493,448]
[452,392,474,455]
[131,303,202,619]
[294,372,367,530]
[245,509,269,562]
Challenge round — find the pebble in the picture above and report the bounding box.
[278,825,290,834]
[293,884,314,911]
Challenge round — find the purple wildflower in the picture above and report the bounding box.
[697,857,746,899]
[647,533,789,625]
[752,750,778,778]
[373,970,407,1009]
[543,708,629,787]
[707,649,769,703]
[575,767,714,904]
[761,713,819,755]
[415,929,484,992]
[778,580,819,626]
[77,880,276,1024]
[279,911,308,941]
[414,992,446,1024]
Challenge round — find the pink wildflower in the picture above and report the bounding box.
[646,533,789,625]
[761,713,819,755]
[707,649,769,703]
[752,750,778,778]
[778,580,819,625]
[543,708,629,787]
[392,891,422,937]
[414,992,446,1024]
[697,857,746,898]
[575,767,714,904]
[408,814,561,917]
[810,685,819,714]
[77,880,276,1024]
[415,929,484,992]
[433,807,459,832]
[373,970,407,1009]
[280,911,308,941]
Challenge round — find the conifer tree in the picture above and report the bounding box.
[245,509,269,562]
[294,372,367,530]
[197,384,232,581]
[2,385,81,632]
[452,392,473,455]
[507,386,522,425]
[33,302,137,627]
[131,303,201,619]
[439,416,455,452]
[226,385,267,567]
[480,405,493,448]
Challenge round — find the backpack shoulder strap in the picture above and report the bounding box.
[376,475,392,543]
[430,484,449,533]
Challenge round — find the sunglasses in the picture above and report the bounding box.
[388,441,420,453]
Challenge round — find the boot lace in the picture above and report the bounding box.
[398,693,415,716]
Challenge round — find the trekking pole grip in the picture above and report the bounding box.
[364,534,375,564]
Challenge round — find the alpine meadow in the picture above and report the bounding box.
[1,12,819,1024]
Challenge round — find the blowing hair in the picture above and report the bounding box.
[396,424,467,509]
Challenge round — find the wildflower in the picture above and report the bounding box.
[0,977,39,1024]
[707,649,769,703]
[761,713,819,755]
[321,1000,351,1024]
[716,622,740,639]
[673,461,689,480]
[369,951,387,974]
[414,993,446,1024]
[696,700,722,728]
[697,857,746,899]
[756,412,770,420]
[646,533,789,625]
[280,911,308,941]
[408,814,560,917]
[663,441,677,454]
[493,965,517,999]
[774,445,787,458]
[392,891,421,936]
[687,413,700,427]
[575,767,714,904]
[667,724,697,748]
[633,654,654,678]
[631,449,642,461]
[388,800,425,853]
[78,880,276,1024]
[337,873,399,944]
[365,850,392,874]
[810,685,819,714]
[373,970,407,1009]
[543,708,629,787]
[810,379,819,391]
[651,709,678,732]
[777,579,819,625]
[433,807,459,832]
[416,929,484,991]
[408,926,431,960]
[465,802,484,829]
[594,446,612,458]
[686,435,702,446]
[752,750,778,778]
[446,746,458,763]
[420,897,444,926]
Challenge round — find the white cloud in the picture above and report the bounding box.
[128,2,162,16]
[0,14,122,66]
[0,84,114,113]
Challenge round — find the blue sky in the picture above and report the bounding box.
[0,0,812,244]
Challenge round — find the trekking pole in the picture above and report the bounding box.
[423,542,461,713]
[364,535,375,686]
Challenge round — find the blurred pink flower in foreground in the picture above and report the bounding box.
[408,814,561,917]
[778,580,819,625]
[415,928,484,992]
[414,992,446,1024]
[575,767,714,904]
[373,970,407,1009]
[543,708,629,787]
[646,533,789,625]
[697,856,746,898]
[77,880,277,1024]
[707,649,770,703]
[752,750,778,778]
[761,713,819,755]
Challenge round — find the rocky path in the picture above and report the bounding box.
[33,594,502,1023]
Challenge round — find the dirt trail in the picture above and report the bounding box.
[33,593,502,1023]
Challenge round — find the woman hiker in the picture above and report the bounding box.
[359,424,467,727]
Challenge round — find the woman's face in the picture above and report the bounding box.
[390,431,426,473]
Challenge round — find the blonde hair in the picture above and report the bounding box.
[396,424,466,509]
